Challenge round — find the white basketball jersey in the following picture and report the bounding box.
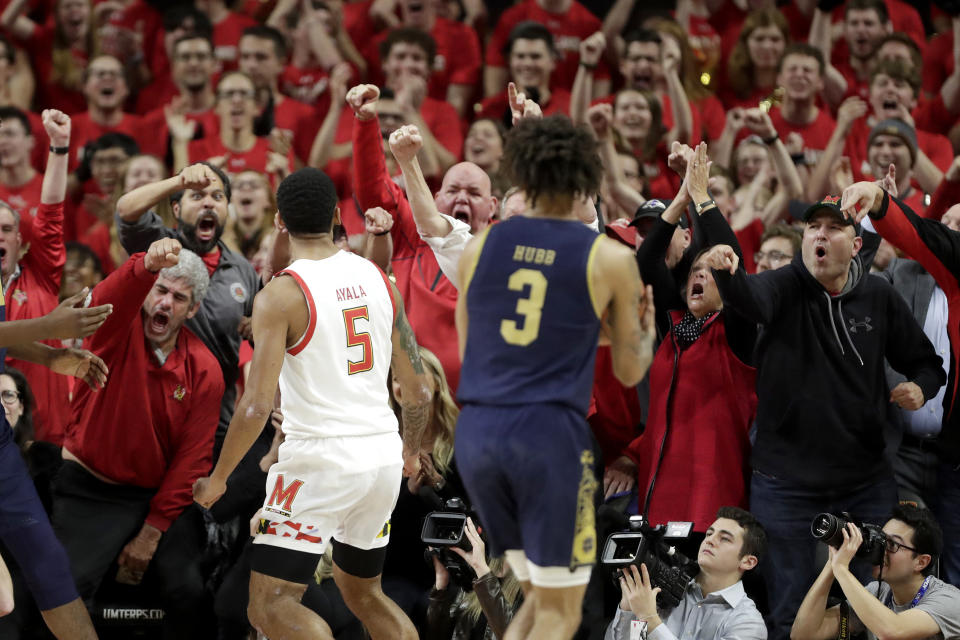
[276,252,398,439]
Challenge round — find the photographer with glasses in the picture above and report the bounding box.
[792,504,960,640]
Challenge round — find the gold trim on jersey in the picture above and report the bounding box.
[585,235,605,319]
[570,449,598,570]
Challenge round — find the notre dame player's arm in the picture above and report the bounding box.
[594,237,656,387]
[387,280,434,461]
[195,277,297,507]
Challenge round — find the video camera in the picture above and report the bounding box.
[600,515,698,609]
[422,497,477,591]
[810,512,887,565]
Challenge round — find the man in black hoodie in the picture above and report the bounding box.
[700,197,945,640]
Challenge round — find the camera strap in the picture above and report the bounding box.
[837,601,850,640]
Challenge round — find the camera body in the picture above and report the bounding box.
[810,512,887,566]
[422,498,476,591]
[601,516,698,609]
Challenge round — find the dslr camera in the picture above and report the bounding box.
[422,498,476,591]
[601,515,698,609]
[810,512,887,565]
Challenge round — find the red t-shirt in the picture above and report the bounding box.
[364,17,482,103]
[23,110,49,173]
[769,105,837,167]
[475,88,571,121]
[212,12,258,72]
[19,23,88,114]
[0,172,43,246]
[134,75,181,115]
[342,0,380,50]
[79,222,117,275]
[273,96,317,162]
[829,0,925,57]
[697,94,726,143]
[187,136,293,182]
[486,0,608,93]
[281,64,332,112]
[924,30,953,97]
[138,105,220,159]
[69,111,144,171]
[735,218,765,274]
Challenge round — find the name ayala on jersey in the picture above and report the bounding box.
[336,285,368,302]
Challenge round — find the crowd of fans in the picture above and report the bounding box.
[3,0,960,638]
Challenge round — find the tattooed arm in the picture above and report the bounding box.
[388,280,434,477]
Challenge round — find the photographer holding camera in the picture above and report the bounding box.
[605,507,768,640]
[792,504,960,640]
[426,516,522,640]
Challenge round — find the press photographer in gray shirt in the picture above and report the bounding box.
[605,507,768,640]
[792,504,960,640]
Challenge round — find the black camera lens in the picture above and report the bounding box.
[811,513,847,548]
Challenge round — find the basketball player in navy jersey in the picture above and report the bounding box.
[454,115,657,640]
[0,109,112,639]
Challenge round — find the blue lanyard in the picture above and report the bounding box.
[908,575,933,609]
[887,575,932,609]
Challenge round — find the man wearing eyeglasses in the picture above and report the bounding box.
[755,224,801,274]
[792,503,960,640]
[69,55,143,172]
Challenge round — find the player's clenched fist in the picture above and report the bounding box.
[389,125,423,164]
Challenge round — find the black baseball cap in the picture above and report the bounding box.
[800,196,855,226]
[628,198,687,231]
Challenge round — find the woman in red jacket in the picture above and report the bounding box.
[620,143,758,533]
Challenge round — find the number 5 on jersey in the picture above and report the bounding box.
[500,268,548,346]
[343,306,373,374]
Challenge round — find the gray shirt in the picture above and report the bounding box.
[117,210,259,437]
[851,578,960,640]
[604,579,766,640]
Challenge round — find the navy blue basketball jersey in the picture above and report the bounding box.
[457,216,603,415]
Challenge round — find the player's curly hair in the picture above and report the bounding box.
[276,167,338,236]
[502,115,602,212]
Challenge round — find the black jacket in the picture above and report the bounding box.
[714,245,945,489]
[870,192,960,465]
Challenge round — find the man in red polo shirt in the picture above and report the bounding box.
[53,237,223,633]
[349,83,497,392]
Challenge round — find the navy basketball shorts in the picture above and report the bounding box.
[454,403,598,584]
[0,437,79,610]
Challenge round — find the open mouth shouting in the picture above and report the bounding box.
[149,310,171,335]
[451,204,471,225]
[814,245,828,261]
[689,282,704,300]
[195,211,220,243]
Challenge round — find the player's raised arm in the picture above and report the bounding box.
[387,280,433,476]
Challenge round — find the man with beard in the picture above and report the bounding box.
[350,84,496,393]
[53,237,224,637]
[115,162,259,449]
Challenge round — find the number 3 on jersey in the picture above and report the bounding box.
[343,306,373,374]
[500,268,548,346]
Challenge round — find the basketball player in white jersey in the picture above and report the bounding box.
[193,167,431,640]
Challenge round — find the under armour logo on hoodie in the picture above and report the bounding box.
[847,316,873,333]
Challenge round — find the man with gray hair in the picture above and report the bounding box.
[52,237,225,636]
